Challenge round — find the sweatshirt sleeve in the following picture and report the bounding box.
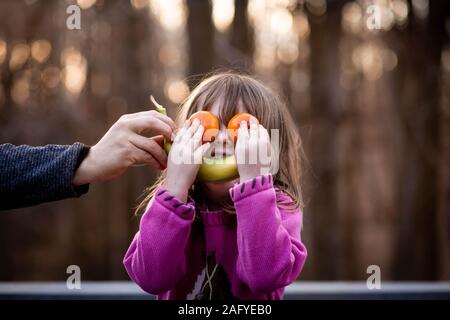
[123,187,195,295]
[230,174,307,294]
[0,143,90,210]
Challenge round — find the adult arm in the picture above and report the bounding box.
[0,110,176,210]
[0,143,90,210]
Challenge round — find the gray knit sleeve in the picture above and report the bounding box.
[0,143,91,210]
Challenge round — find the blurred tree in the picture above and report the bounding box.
[393,0,450,280]
[230,0,253,68]
[186,0,214,87]
[306,0,346,280]
[0,0,158,281]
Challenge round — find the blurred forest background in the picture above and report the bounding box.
[0,0,449,282]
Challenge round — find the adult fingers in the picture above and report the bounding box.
[127,115,173,140]
[130,147,164,170]
[127,110,177,130]
[130,135,168,168]
[150,135,165,147]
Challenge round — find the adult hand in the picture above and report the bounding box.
[73,110,176,186]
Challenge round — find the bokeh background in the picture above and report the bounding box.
[0,0,449,282]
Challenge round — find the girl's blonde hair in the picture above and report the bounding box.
[136,71,306,216]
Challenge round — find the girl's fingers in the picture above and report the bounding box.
[201,142,214,158]
[249,118,259,142]
[130,134,168,168]
[174,120,190,143]
[237,120,250,144]
[258,125,270,142]
[192,124,205,148]
[259,125,271,157]
[193,142,211,165]
[201,142,212,156]
[181,118,201,144]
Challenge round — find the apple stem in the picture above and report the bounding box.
[150,95,167,116]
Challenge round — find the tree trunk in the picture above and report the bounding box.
[186,0,214,87]
[306,1,345,280]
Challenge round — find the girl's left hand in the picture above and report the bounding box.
[235,118,272,183]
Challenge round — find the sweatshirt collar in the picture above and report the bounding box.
[198,199,228,226]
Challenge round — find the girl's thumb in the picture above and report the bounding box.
[201,143,212,157]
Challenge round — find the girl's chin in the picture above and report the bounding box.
[202,178,237,191]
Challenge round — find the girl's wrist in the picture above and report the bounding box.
[239,170,261,183]
[239,170,271,184]
[163,178,189,203]
[239,175,256,184]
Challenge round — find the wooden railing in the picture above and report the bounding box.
[1,282,449,300]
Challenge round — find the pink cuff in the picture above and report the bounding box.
[153,187,195,220]
[229,174,274,202]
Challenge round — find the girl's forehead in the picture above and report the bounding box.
[205,99,246,118]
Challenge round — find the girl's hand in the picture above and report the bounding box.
[236,118,272,183]
[163,119,211,202]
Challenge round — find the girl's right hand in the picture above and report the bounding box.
[163,119,211,203]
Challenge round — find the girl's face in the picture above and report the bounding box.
[200,98,245,196]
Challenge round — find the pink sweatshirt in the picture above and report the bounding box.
[123,174,307,300]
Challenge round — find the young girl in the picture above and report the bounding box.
[123,72,307,300]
